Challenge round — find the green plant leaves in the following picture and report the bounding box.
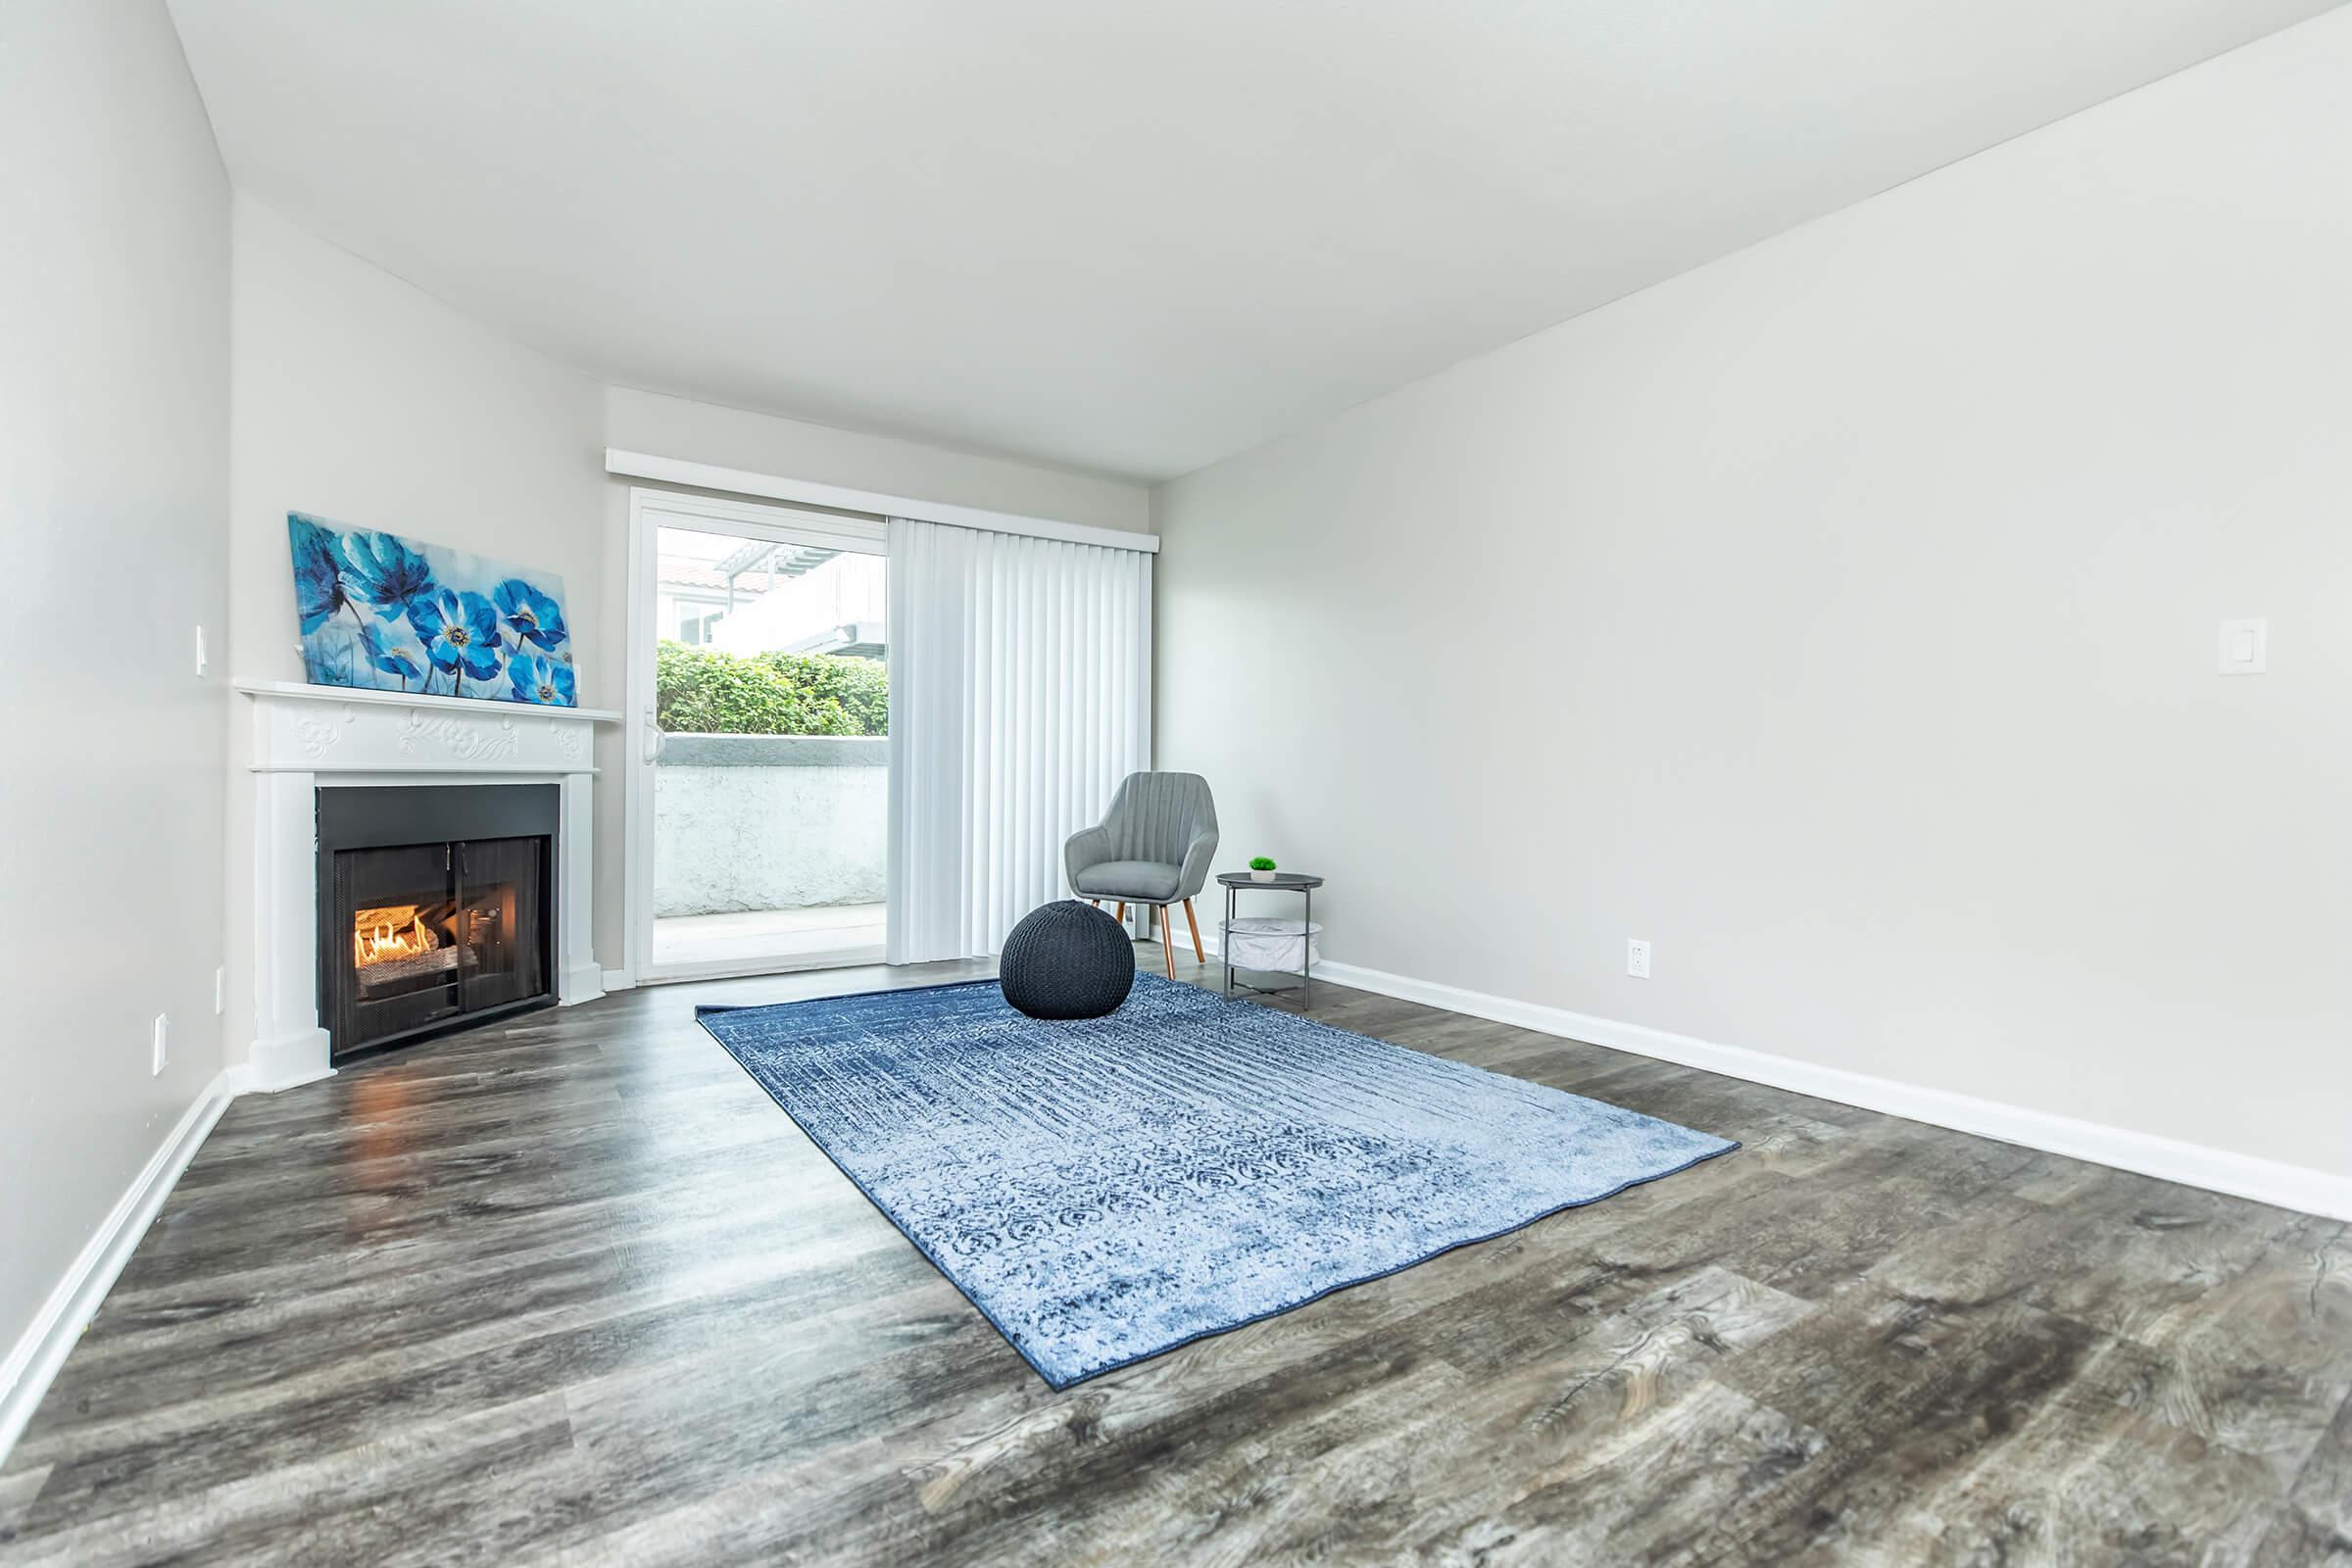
[655,641,888,736]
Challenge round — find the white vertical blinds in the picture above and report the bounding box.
[886,518,1152,961]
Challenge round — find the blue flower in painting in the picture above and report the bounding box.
[492,578,566,651]
[344,532,436,619]
[507,653,577,708]
[288,515,352,633]
[311,631,360,688]
[407,588,504,684]
[358,619,423,689]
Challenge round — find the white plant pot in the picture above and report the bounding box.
[1249,869,1276,881]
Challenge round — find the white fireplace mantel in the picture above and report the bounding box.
[235,680,620,1092]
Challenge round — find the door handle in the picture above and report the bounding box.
[642,708,666,764]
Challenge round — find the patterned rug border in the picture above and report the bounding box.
[694,974,1739,1390]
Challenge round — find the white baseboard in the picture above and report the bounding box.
[0,1068,241,1465]
[246,1026,334,1094]
[560,961,606,1006]
[1310,957,2352,1223]
[600,968,635,993]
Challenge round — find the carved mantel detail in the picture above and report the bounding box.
[235,679,615,777]
[548,718,588,764]
[292,709,350,760]
[398,709,521,763]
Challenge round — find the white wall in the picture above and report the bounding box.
[0,0,230,1395]
[216,227,1153,993]
[1155,12,2352,1191]
[607,387,1151,535]
[222,197,606,1062]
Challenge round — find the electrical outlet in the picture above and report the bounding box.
[151,1013,168,1076]
[215,966,225,1016]
[1627,939,1652,979]
[2218,617,2266,675]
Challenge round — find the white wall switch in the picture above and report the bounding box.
[195,623,209,677]
[1627,938,1652,979]
[2218,617,2266,675]
[151,1013,169,1076]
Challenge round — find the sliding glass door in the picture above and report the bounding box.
[625,491,889,983]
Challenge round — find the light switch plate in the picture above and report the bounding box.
[2218,618,2267,675]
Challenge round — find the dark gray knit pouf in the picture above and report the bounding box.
[1000,901,1136,1020]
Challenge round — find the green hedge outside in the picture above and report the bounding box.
[654,642,888,736]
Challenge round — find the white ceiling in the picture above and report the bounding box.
[169,0,2333,482]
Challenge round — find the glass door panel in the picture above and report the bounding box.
[333,842,462,1051]
[456,835,548,1014]
[631,503,889,980]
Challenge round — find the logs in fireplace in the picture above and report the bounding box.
[318,785,556,1061]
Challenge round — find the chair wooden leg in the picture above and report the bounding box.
[1182,899,1204,963]
[1115,902,1127,922]
[1161,909,1175,978]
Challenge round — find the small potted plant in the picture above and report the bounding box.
[1248,856,1278,882]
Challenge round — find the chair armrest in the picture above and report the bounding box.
[1173,828,1220,901]
[1064,823,1117,890]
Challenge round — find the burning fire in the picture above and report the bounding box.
[353,905,438,967]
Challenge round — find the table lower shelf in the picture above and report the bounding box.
[1218,881,1320,1004]
[1224,965,1309,996]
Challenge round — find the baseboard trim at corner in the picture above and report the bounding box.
[0,1067,242,1465]
[246,1026,333,1094]
[600,968,635,993]
[561,962,606,1006]
[1309,957,2352,1224]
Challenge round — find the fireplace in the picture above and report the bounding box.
[318,784,557,1060]
[239,680,610,1092]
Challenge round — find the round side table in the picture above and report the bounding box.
[1216,871,1324,1005]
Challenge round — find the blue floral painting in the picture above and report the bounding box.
[286,513,577,706]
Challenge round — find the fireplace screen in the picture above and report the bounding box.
[326,835,549,1059]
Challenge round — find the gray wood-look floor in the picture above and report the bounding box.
[4,948,2348,1566]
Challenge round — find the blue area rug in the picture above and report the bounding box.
[696,973,1736,1389]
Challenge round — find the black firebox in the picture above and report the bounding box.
[317,785,557,1061]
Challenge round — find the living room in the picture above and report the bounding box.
[3,2,2347,1562]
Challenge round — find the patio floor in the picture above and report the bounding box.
[652,903,888,969]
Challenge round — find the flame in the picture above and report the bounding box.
[353,905,437,967]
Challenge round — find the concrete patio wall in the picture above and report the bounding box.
[654,734,887,916]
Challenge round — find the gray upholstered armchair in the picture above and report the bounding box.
[1064,772,1219,977]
